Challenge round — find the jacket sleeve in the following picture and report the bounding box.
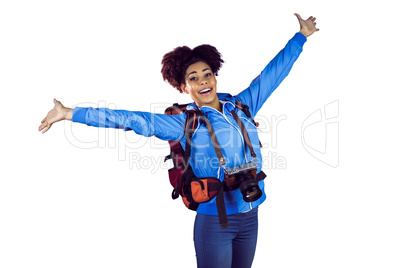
[236,32,307,117]
[72,107,186,141]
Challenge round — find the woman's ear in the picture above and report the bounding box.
[181,83,188,94]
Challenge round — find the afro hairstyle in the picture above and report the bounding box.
[161,44,224,93]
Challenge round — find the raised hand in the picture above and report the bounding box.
[38,98,73,134]
[294,13,319,37]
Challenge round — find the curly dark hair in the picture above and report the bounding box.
[161,44,224,93]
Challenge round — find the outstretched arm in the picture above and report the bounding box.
[236,13,319,116]
[39,99,186,141]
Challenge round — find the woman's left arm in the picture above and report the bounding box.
[236,13,319,117]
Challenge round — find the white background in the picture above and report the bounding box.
[1,0,401,267]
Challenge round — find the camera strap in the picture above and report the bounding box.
[183,104,258,168]
[230,110,257,159]
[199,111,257,164]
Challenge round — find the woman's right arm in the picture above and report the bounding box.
[39,99,186,141]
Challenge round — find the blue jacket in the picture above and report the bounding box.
[72,33,307,215]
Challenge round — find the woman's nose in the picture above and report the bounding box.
[200,78,208,85]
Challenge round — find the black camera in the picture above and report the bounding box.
[225,162,262,202]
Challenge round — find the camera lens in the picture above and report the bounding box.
[237,172,262,202]
[245,188,261,200]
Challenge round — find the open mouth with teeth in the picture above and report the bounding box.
[199,87,212,96]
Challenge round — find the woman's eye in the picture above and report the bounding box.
[205,73,212,78]
[190,77,197,81]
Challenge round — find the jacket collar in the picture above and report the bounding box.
[185,93,236,113]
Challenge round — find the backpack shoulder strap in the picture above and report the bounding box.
[182,109,201,167]
[165,103,191,115]
[234,100,259,127]
[230,110,257,158]
[183,109,226,167]
[233,100,262,148]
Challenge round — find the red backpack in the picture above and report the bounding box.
[164,101,265,228]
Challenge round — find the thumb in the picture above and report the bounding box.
[294,13,302,22]
[53,98,62,107]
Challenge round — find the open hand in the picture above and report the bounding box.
[38,98,72,134]
[295,13,319,37]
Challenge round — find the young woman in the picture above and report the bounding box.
[39,13,319,268]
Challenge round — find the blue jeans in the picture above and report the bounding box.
[193,207,258,268]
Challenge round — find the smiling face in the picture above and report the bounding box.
[181,61,220,111]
